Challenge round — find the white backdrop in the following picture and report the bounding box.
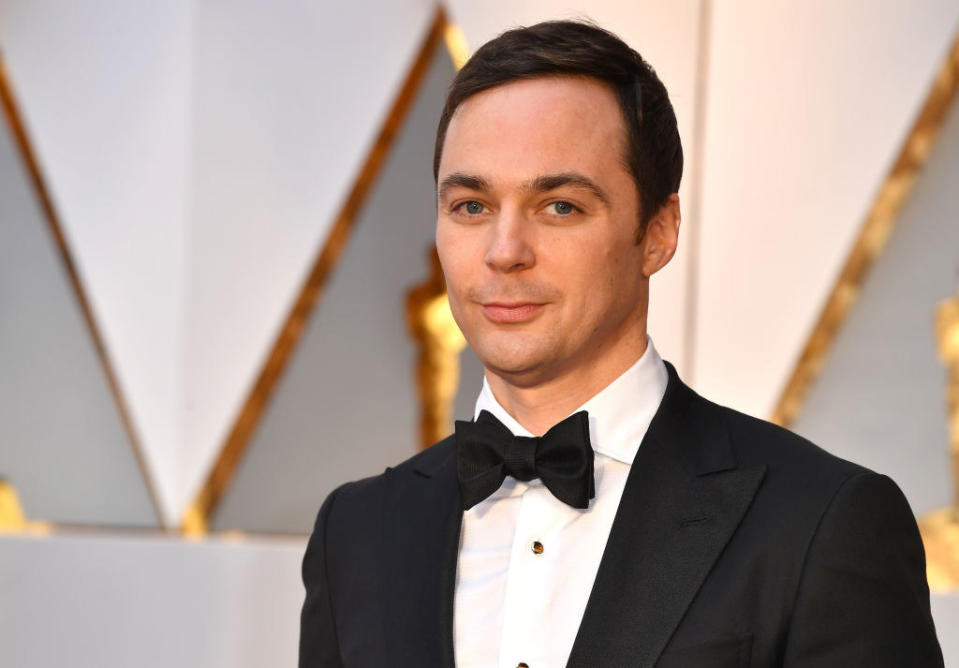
[0,1,957,664]
[2,0,955,526]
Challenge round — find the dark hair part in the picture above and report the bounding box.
[433,20,683,231]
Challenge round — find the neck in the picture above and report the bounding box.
[485,327,649,436]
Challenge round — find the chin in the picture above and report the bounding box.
[472,339,555,383]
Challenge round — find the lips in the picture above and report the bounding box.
[481,302,544,323]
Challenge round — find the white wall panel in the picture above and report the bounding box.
[444,0,704,374]
[695,0,959,417]
[0,533,305,667]
[210,42,455,534]
[0,0,194,525]
[0,0,437,524]
[0,94,157,525]
[789,92,959,515]
[179,0,436,523]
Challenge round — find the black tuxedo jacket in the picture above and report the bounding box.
[300,362,943,667]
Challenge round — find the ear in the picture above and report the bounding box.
[640,194,680,278]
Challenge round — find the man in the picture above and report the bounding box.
[300,20,943,667]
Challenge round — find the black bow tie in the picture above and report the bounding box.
[454,409,595,511]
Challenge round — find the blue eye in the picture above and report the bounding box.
[462,201,484,215]
[549,201,576,215]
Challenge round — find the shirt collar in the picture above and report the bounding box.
[472,336,669,465]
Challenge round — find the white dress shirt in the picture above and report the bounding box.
[453,337,669,668]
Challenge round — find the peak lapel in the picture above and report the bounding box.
[383,443,462,668]
[566,363,766,668]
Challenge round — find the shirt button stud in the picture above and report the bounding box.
[531,541,544,555]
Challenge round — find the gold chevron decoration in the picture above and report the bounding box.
[181,7,460,534]
[0,55,163,528]
[770,29,959,429]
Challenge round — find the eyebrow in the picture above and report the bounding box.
[437,170,610,206]
[523,172,610,206]
[437,172,492,202]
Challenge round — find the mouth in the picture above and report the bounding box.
[481,302,545,324]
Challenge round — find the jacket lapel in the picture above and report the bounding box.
[383,439,462,668]
[566,362,766,668]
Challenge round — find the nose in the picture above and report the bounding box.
[484,208,535,273]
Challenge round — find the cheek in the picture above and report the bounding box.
[553,236,612,291]
[558,239,635,316]
[436,228,482,328]
[436,226,467,287]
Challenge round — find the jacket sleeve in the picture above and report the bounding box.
[782,471,943,667]
[299,486,346,668]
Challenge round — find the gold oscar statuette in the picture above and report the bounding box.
[407,247,467,449]
[918,276,959,592]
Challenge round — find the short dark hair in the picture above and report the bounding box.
[433,20,683,232]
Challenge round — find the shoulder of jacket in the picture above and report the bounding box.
[677,394,873,514]
[323,434,456,508]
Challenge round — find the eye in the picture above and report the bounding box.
[546,201,577,215]
[455,200,486,215]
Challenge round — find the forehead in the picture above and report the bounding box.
[438,76,629,185]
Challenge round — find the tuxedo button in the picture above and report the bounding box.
[531,541,544,554]
[517,664,529,668]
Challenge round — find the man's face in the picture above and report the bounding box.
[436,76,673,387]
